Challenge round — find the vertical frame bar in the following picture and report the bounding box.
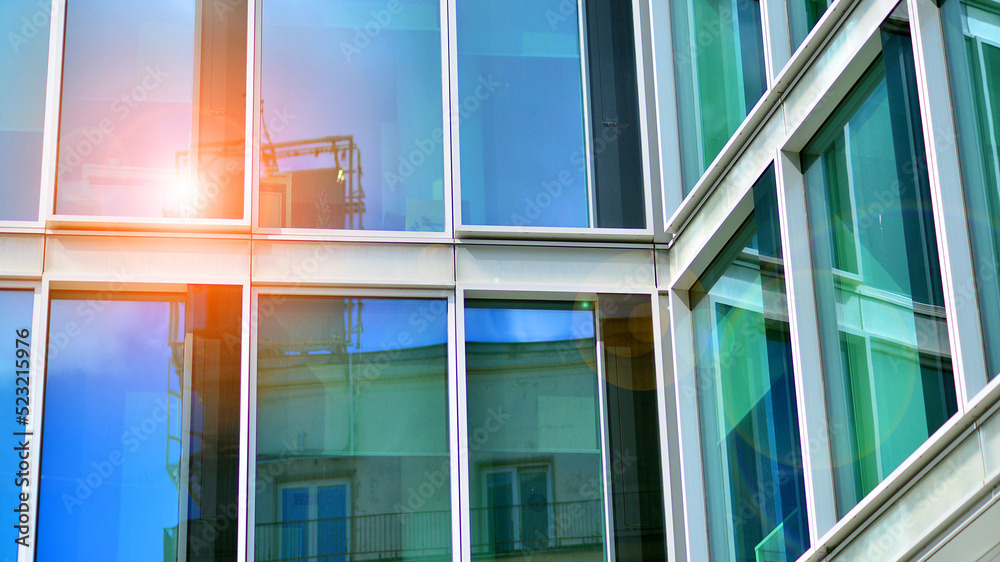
[667,289,710,561]
[454,289,471,562]
[236,280,252,560]
[23,280,49,562]
[577,0,598,228]
[652,290,685,561]
[244,0,258,226]
[761,0,792,85]
[246,288,261,561]
[440,0,455,238]
[647,0,685,231]
[593,299,616,562]
[775,149,839,540]
[906,0,990,404]
[632,0,659,234]
[447,0,462,233]
[39,0,66,224]
[447,292,463,562]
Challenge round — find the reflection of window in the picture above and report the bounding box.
[278,481,350,562]
[802,29,958,517]
[482,465,553,553]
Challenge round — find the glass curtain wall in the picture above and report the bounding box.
[941,0,1000,380]
[464,301,606,560]
[671,0,767,195]
[0,0,50,221]
[691,167,809,562]
[254,296,452,561]
[802,30,958,517]
[38,286,243,561]
[56,0,247,218]
[258,0,445,232]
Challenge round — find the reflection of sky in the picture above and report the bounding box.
[348,298,447,351]
[262,0,444,231]
[0,0,50,219]
[0,291,32,562]
[39,300,181,562]
[465,307,594,343]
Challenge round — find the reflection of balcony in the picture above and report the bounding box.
[471,500,604,557]
[255,510,451,562]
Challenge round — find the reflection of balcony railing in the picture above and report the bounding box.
[254,500,604,561]
[255,510,451,562]
[471,500,604,556]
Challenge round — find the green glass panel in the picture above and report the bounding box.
[691,168,809,562]
[671,0,767,194]
[803,33,957,517]
[465,303,605,561]
[942,0,1000,379]
[255,297,452,561]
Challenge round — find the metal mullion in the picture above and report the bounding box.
[651,290,685,560]
[247,0,262,228]
[577,0,597,228]
[906,0,990,405]
[20,283,46,562]
[774,149,839,541]
[593,301,615,562]
[237,280,252,561]
[440,0,454,239]
[667,289,710,561]
[39,0,66,224]
[447,0,462,234]
[632,0,660,235]
[761,0,792,87]
[454,290,471,562]
[647,0,685,226]
[246,287,261,561]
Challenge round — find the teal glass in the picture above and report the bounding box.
[671,0,767,194]
[802,31,958,517]
[692,167,809,562]
[941,0,1000,380]
[457,0,590,228]
[788,0,834,52]
[1,291,33,561]
[465,302,605,560]
[0,0,50,220]
[255,297,452,561]
[39,287,243,561]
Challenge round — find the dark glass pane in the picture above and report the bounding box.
[802,32,957,517]
[941,0,1000,379]
[39,286,243,561]
[457,0,590,228]
[788,0,835,52]
[598,294,668,560]
[254,297,451,561]
[465,303,605,560]
[0,1,50,220]
[691,167,809,562]
[585,0,645,229]
[259,0,445,231]
[57,1,246,218]
[671,0,768,194]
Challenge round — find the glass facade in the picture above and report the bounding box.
[671,0,767,195]
[0,0,50,220]
[39,287,242,561]
[5,0,1000,560]
[255,296,451,561]
[941,0,1000,380]
[803,30,958,516]
[692,168,809,562]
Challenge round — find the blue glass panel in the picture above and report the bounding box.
[0,0,50,220]
[457,0,590,228]
[260,0,445,231]
[0,291,33,561]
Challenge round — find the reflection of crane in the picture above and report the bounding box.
[175,101,366,229]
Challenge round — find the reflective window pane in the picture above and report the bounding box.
[57,1,246,218]
[255,297,452,561]
[671,0,767,194]
[2,290,33,560]
[802,31,958,517]
[0,0,50,220]
[259,0,445,232]
[788,0,834,52]
[465,302,605,560]
[691,167,809,562]
[941,0,1000,379]
[458,1,590,228]
[39,287,243,561]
